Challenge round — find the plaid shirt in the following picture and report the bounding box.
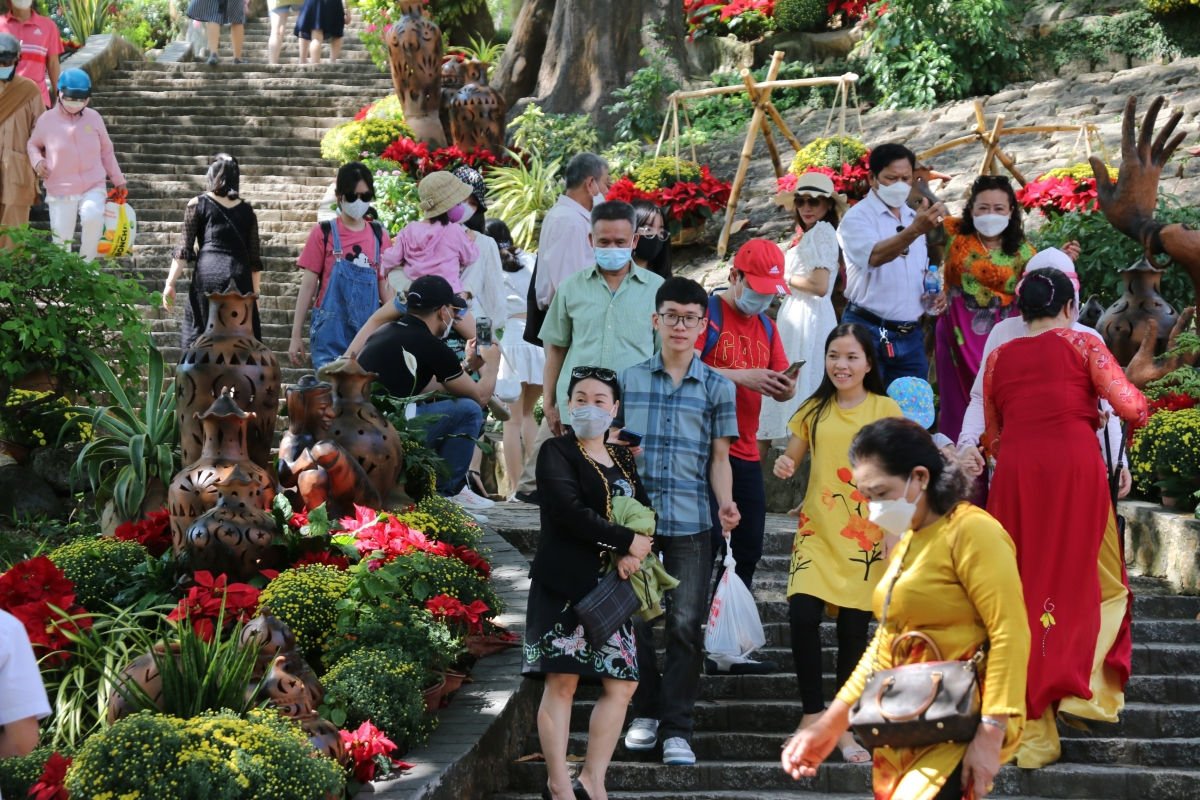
[620,354,738,537]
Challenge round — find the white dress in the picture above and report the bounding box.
[498,254,545,386]
[759,221,840,441]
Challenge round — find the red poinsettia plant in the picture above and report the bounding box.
[1015,175,1100,215]
[28,752,70,800]
[1149,392,1199,416]
[607,166,732,233]
[378,137,510,180]
[338,504,491,577]
[113,507,172,557]
[167,570,262,642]
[340,719,413,783]
[0,556,90,663]
[777,155,872,204]
[425,593,491,635]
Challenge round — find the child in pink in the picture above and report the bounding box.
[381,170,478,293]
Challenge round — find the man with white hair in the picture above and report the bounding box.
[957,247,1130,496]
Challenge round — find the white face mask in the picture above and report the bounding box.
[867,474,921,536]
[875,180,912,210]
[973,213,1009,238]
[61,98,88,114]
[569,404,613,439]
[592,194,607,210]
[11,0,32,9]
[341,198,370,220]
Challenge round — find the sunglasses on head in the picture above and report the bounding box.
[571,366,616,382]
[342,191,374,203]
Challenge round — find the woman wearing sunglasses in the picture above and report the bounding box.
[289,161,393,368]
[759,171,844,453]
[524,365,654,800]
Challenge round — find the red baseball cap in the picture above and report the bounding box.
[733,238,788,295]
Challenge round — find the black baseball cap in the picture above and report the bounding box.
[405,276,469,311]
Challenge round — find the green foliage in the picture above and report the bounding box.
[369,387,451,500]
[69,346,179,524]
[1027,200,1200,310]
[1130,407,1200,506]
[0,388,88,450]
[366,160,423,235]
[775,0,829,31]
[1146,366,1200,400]
[41,603,173,749]
[60,0,111,45]
[320,118,414,165]
[0,747,55,799]
[329,598,462,675]
[48,536,151,612]
[1144,0,1199,13]
[485,152,563,252]
[0,513,92,571]
[790,135,868,173]
[447,34,507,76]
[321,647,434,746]
[1036,9,1200,71]
[688,59,855,136]
[65,709,344,799]
[604,46,681,144]
[414,492,486,549]
[507,104,600,176]
[725,10,775,40]
[406,550,501,612]
[258,564,353,664]
[863,0,1025,109]
[602,141,648,180]
[632,156,703,191]
[104,0,179,49]
[365,93,407,121]
[0,227,150,405]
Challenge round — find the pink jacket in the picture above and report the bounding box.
[27,104,124,196]
[381,219,479,293]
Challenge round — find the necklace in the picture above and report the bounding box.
[575,439,635,520]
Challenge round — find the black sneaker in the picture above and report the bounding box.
[514,490,540,506]
[705,655,778,675]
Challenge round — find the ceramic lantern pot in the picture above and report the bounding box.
[317,356,404,504]
[168,389,276,556]
[386,0,446,146]
[450,81,507,154]
[184,466,280,581]
[176,289,281,477]
[1096,258,1178,365]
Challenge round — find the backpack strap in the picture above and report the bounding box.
[700,292,776,360]
[320,220,341,258]
[369,220,383,264]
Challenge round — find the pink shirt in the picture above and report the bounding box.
[297,219,393,306]
[0,12,63,108]
[381,219,478,293]
[27,104,123,196]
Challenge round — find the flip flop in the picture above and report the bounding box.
[839,741,872,764]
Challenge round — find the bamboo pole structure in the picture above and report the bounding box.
[742,55,786,179]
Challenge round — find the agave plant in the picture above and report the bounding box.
[446,34,507,76]
[69,346,178,524]
[486,152,563,252]
[61,0,112,46]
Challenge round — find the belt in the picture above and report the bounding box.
[846,303,920,335]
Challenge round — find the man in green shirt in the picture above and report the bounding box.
[540,201,665,434]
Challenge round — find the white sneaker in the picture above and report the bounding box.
[662,736,696,765]
[451,485,495,510]
[624,717,659,751]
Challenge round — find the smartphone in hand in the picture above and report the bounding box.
[783,360,806,379]
[616,429,643,446]
[476,316,493,346]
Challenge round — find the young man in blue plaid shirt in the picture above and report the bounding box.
[618,277,740,766]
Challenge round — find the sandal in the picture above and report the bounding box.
[838,739,872,764]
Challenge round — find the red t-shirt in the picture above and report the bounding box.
[0,12,63,108]
[697,296,788,461]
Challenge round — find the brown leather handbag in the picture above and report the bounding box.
[849,539,986,750]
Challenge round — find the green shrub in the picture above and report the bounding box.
[603,45,680,144]
[328,600,462,675]
[1143,0,1198,12]
[322,647,434,747]
[49,536,151,612]
[258,565,353,664]
[863,0,1025,109]
[419,552,502,614]
[412,492,486,549]
[507,104,600,177]
[105,0,178,49]
[486,152,562,252]
[365,93,407,122]
[775,0,828,32]
[632,156,702,192]
[367,163,423,235]
[1130,407,1200,506]
[790,135,868,173]
[65,709,343,799]
[320,118,415,165]
[0,747,54,800]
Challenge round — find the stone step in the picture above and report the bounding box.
[507,760,1200,799]
[493,794,970,800]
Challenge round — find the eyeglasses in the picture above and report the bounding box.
[571,366,616,381]
[897,225,909,257]
[796,196,827,208]
[342,191,374,203]
[656,312,705,329]
[637,227,669,241]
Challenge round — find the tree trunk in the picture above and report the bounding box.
[445,0,496,47]
[494,0,687,123]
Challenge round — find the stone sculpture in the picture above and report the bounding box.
[1096,258,1178,366]
[318,356,404,505]
[386,0,446,146]
[450,79,508,154]
[183,466,280,581]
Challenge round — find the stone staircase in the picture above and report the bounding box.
[488,508,1200,800]
[87,14,393,386]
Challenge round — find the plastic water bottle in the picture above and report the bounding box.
[920,264,942,315]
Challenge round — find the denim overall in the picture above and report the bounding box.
[308,222,381,369]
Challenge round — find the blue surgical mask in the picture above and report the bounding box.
[595,247,632,272]
[0,66,14,82]
[735,286,775,316]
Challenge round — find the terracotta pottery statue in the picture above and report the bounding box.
[184,466,280,581]
[1096,258,1178,366]
[317,356,404,504]
[176,289,281,477]
[240,613,324,708]
[278,375,381,516]
[450,80,508,154]
[1078,293,1106,329]
[386,0,446,146]
[168,389,276,555]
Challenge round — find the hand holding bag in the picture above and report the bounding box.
[574,569,640,648]
[849,539,985,750]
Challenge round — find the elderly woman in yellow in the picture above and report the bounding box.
[781,418,1030,800]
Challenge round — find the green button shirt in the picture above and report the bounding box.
[540,264,664,416]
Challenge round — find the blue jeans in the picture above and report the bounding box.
[630,531,713,742]
[709,455,766,591]
[842,307,928,389]
[416,397,483,496]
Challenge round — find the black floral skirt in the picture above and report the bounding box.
[522,577,638,682]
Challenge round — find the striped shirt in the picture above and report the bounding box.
[0,12,63,108]
[620,353,738,537]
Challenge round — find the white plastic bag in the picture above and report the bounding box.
[704,549,766,658]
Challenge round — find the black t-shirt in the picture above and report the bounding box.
[358,314,464,398]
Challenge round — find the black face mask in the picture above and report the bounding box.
[634,235,666,263]
[465,208,486,234]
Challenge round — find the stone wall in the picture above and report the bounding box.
[1122,500,1200,594]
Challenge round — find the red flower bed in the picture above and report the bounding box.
[1016,175,1101,215]
[113,507,172,557]
[777,154,872,204]
[167,571,262,642]
[607,166,732,229]
[0,556,90,662]
[378,137,509,180]
[425,593,491,635]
